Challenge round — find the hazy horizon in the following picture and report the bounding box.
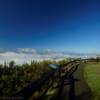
[0,48,98,64]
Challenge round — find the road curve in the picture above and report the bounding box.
[56,63,94,100]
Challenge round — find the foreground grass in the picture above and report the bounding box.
[84,62,100,100]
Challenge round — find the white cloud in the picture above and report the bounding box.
[0,51,60,65]
[17,48,37,53]
[0,49,97,65]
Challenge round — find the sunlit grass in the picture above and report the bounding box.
[84,62,100,100]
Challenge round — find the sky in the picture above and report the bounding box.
[0,0,100,53]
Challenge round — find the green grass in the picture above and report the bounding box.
[84,62,100,100]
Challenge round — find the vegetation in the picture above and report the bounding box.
[0,59,68,96]
[84,62,100,100]
[1,57,100,99]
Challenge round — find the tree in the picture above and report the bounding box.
[9,61,15,68]
[96,54,100,63]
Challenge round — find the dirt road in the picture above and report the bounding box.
[55,63,94,100]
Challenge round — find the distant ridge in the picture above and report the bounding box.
[0,48,99,64]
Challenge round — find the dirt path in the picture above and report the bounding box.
[56,63,94,100]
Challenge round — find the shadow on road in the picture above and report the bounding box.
[51,64,94,100]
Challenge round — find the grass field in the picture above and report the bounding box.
[84,62,100,100]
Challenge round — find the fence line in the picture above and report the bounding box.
[13,60,80,100]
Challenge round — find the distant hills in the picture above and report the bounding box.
[0,48,99,64]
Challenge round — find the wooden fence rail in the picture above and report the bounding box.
[13,60,80,100]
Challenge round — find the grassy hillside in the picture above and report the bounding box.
[84,62,100,100]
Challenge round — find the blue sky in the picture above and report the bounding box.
[0,0,100,53]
